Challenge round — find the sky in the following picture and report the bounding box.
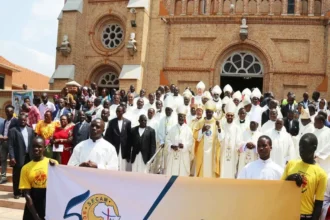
[0,0,64,77]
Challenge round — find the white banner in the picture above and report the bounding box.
[46,165,301,220]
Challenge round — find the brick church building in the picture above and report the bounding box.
[51,0,330,99]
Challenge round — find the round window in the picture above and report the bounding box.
[101,24,124,49]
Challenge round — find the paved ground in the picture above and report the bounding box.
[0,207,23,220]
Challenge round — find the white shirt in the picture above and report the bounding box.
[138,127,145,136]
[20,126,29,152]
[261,120,275,134]
[118,120,123,132]
[68,138,118,170]
[39,101,56,119]
[238,158,283,180]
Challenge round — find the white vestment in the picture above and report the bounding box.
[130,108,147,127]
[212,99,223,120]
[265,129,296,168]
[68,138,118,170]
[133,97,149,106]
[109,104,119,120]
[237,130,262,173]
[154,111,166,122]
[261,120,275,134]
[321,176,330,220]
[172,95,183,111]
[314,126,330,173]
[234,118,250,135]
[158,114,177,146]
[166,124,193,176]
[218,122,241,178]
[237,158,284,180]
[194,95,203,105]
[144,102,156,112]
[186,113,196,126]
[94,105,104,119]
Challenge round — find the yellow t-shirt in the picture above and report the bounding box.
[19,157,58,189]
[281,160,327,215]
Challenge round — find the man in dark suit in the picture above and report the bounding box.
[131,114,156,173]
[284,110,299,136]
[104,106,131,171]
[281,93,298,118]
[261,99,277,125]
[8,114,34,198]
[72,111,90,147]
[299,92,311,109]
[53,98,70,121]
[0,105,19,184]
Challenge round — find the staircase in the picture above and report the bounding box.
[0,165,25,210]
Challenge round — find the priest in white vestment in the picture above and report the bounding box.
[265,118,296,168]
[314,115,330,173]
[261,108,278,133]
[154,100,166,122]
[172,87,184,112]
[109,94,120,120]
[238,136,283,180]
[68,119,118,170]
[133,89,149,106]
[234,108,250,134]
[223,84,233,99]
[218,100,242,178]
[250,88,263,125]
[237,111,263,173]
[194,81,206,105]
[130,98,147,127]
[212,85,223,121]
[143,93,156,112]
[166,106,194,176]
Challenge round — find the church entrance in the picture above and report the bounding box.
[220,51,264,94]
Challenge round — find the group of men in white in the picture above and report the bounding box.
[70,81,330,182]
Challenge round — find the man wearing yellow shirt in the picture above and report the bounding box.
[19,136,58,220]
[282,133,327,220]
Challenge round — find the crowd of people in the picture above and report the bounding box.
[1,81,330,219]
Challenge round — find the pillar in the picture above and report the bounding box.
[256,0,261,15]
[206,0,211,15]
[194,0,199,15]
[295,0,301,15]
[181,0,187,15]
[217,0,224,15]
[281,0,288,15]
[269,0,274,15]
[308,0,314,16]
[243,0,249,15]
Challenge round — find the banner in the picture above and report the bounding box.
[12,90,34,115]
[46,165,301,220]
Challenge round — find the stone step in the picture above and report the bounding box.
[0,191,25,210]
[0,182,13,192]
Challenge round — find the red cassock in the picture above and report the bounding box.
[53,126,74,165]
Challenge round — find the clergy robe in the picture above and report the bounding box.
[213,99,223,121]
[237,158,283,180]
[172,95,184,111]
[261,120,275,134]
[94,105,104,120]
[218,122,241,178]
[109,104,119,120]
[186,113,196,126]
[68,138,118,170]
[144,102,156,112]
[234,118,250,135]
[130,108,147,128]
[158,114,177,173]
[265,129,296,168]
[154,111,166,122]
[194,95,203,105]
[166,124,193,176]
[194,118,221,178]
[314,126,330,173]
[237,129,262,173]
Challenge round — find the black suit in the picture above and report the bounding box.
[8,126,34,196]
[281,104,298,118]
[131,126,156,164]
[261,109,270,126]
[299,100,311,109]
[104,118,131,161]
[72,121,90,147]
[1,117,19,178]
[284,118,299,136]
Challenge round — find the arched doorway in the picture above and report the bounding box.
[90,64,120,96]
[220,51,264,92]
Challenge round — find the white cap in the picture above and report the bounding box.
[212,85,222,95]
[242,96,251,106]
[177,105,188,115]
[225,100,236,114]
[249,109,261,124]
[164,95,174,109]
[196,81,206,90]
[222,96,230,105]
[251,88,261,99]
[242,88,252,96]
[232,91,242,101]
[183,89,193,99]
[223,84,233,93]
[202,91,212,100]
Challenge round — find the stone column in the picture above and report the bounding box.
[295,0,301,15]
[321,0,325,16]
[308,0,314,16]
[194,0,199,15]
[217,0,224,15]
[181,0,187,15]
[206,0,211,15]
[281,0,288,15]
[256,0,261,15]
[243,0,249,15]
[269,0,274,15]
[170,0,175,15]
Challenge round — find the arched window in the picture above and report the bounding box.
[98,72,119,88]
[222,52,263,76]
[287,0,295,14]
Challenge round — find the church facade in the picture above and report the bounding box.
[52,0,330,99]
